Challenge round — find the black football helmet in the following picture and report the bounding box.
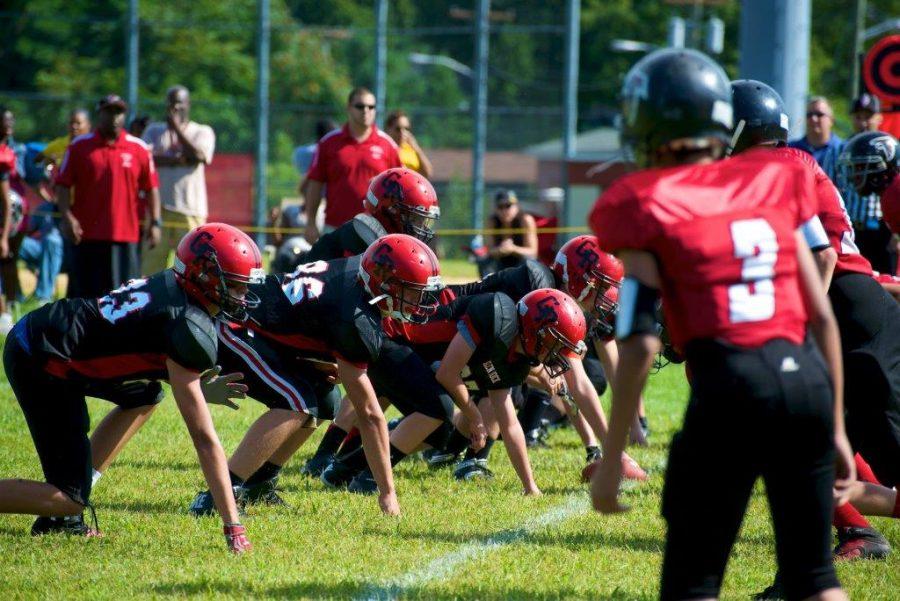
[839,131,900,195]
[620,48,733,168]
[729,79,789,155]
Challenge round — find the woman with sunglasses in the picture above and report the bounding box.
[486,190,539,274]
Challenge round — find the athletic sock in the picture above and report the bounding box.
[313,424,348,458]
[445,428,471,456]
[340,447,368,472]
[91,469,103,486]
[518,392,549,433]
[463,438,495,461]
[854,453,880,484]
[228,471,245,487]
[833,502,871,529]
[389,444,408,467]
[337,428,362,456]
[244,461,282,485]
[423,421,454,450]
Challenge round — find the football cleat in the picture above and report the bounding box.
[347,469,379,495]
[300,452,335,478]
[31,514,100,537]
[387,417,404,431]
[242,477,286,506]
[524,427,549,449]
[834,526,891,561]
[320,458,359,490]
[585,445,602,463]
[639,416,650,439]
[423,448,460,469]
[188,485,246,517]
[453,458,494,481]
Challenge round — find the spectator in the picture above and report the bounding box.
[294,119,337,178]
[788,96,844,182]
[55,94,161,299]
[18,199,63,305]
[486,190,538,272]
[128,114,151,138]
[36,108,91,166]
[840,93,896,273]
[0,107,29,333]
[303,87,401,243]
[385,110,434,178]
[140,85,215,274]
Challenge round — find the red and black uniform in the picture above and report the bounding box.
[301,214,387,264]
[591,147,840,600]
[3,270,216,506]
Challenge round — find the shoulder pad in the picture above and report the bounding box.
[166,305,218,372]
[352,214,388,246]
[493,293,520,348]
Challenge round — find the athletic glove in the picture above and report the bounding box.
[201,366,247,410]
[224,523,252,553]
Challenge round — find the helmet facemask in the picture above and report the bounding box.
[372,275,442,324]
[840,153,895,195]
[531,326,587,378]
[575,269,620,337]
[176,251,265,322]
[393,204,440,243]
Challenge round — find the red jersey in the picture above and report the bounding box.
[589,148,817,350]
[307,125,401,228]
[0,142,29,234]
[880,175,900,236]
[773,147,872,277]
[55,130,158,243]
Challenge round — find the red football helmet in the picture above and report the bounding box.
[174,223,265,321]
[517,288,587,378]
[552,235,623,333]
[364,168,441,242]
[359,233,443,323]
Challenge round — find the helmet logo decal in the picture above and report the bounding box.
[575,240,599,271]
[381,170,405,202]
[622,69,649,126]
[535,295,560,326]
[190,231,214,256]
[872,135,897,162]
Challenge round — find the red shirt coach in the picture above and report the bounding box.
[56,129,158,243]
[307,124,401,228]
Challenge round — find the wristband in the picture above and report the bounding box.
[151,219,162,228]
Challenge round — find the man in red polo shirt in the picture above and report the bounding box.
[56,95,161,299]
[303,87,401,243]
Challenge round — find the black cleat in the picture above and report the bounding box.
[31,514,99,537]
[300,452,335,478]
[834,526,891,561]
[524,428,549,449]
[348,469,378,495]
[423,448,460,469]
[585,445,602,463]
[638,416,650,439]
[320,458,359,490]
[188,485,246,517]
[453,458,494,481]
[243,477,286,506]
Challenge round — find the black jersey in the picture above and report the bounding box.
[247,255,383,366]
[304,214,387,262]
[449,259,556,303]
[25,270,217,382]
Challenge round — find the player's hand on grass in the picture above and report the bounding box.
[833,431,857,507]
[224,523,252,553]
[379,491,401,516]
[591,453,629,514]
[200,366,247,410]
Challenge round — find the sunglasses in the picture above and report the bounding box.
[806,111,830,119]
[354,103,376,111]
[497,203,514,209]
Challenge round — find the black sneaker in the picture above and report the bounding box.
[188,485,246,517]
[423,448,459,469]
[753,574,784,600]
[347,469,378,495]
[300,452,335,478]
[31,514,99,537]
[585,445,602,463]
[320,458,359,490]
[834,526,892,561]
[243,477,286,506]
[524,428,549,449]
[638,416,650,439]
[453,458,494,481]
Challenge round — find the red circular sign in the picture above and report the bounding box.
[864,35,900,105]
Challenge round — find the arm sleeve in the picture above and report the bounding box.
[165,309,218,373]
[333,314,382,367]
[589,179,655,253]
[800,215,830,251]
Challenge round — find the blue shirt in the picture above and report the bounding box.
[788,133,844,183]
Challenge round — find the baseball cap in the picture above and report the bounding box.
[494,190,518,205]
[851,93,881,114]
[96,94,128,113]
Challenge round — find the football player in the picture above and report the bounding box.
[0,223,263,553]
[734,81,900,562]
[589,49,852,601]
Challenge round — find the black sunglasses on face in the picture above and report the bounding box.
[806,111,829,119]
[354,103,376,111]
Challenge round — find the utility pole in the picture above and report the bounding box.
[254,0,271,247]
[126,0,139,120]
[471,0,490,230]
[374,0,388,127]
[561,0,580,236]
[852,0,867,99]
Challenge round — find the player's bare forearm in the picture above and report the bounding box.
[813,247,837,291]
[304,180,324,221]
[0,180,11,242]
[565,360,610,442]
[606,335,657,458]
[436,333,477,413]
[489,388,539,494]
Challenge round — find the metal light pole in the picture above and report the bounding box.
[561,0,580,235]
[852,0,867,99]
[471,0,490,230]
[254,0,270,246]
[126,0,139,119]
[375,0,388,127]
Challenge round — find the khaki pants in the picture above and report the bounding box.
[141,208,205,275]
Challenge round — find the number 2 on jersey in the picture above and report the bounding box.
[99,278,151,324]
[282,261,328,305]
[729,219,778,323]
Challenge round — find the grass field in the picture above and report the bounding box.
[0,353,898,600]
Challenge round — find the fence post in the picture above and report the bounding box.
[255,0,271,247]
[375,0,388,128]
[471,0,490,231]
[562,0,580,237]
[126,0,139,119]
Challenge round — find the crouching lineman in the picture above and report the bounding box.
[0,223,263,553]
[590,49,853,600]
